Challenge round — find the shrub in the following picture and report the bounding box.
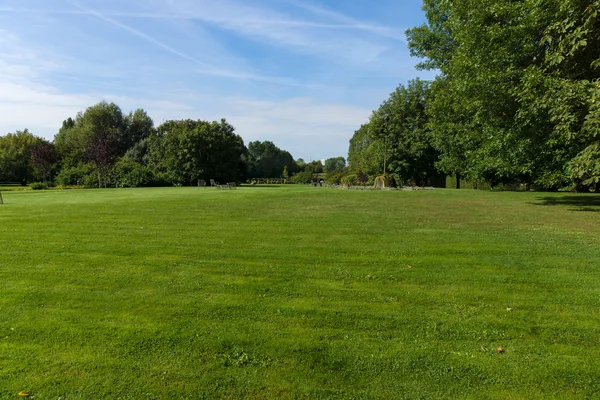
[325,170,348,185]
[341,174,358,187]
[55,163,97,187]
[29,182,48,190]
[289,170,313,184]
[113,158,155,188]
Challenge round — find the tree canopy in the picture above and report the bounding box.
[348,79,438,186]
[0,130,42,184]
[246,140,298,179]
[404,0,600,191]
[0,101,304,188]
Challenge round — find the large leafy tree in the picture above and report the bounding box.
[407,0,549,186]
[348,79,437,186]
[348,124,383,178]
[85,131,118,188]
[0,129,43,184]
[377,79,437,185]
[542,0,600,190]
[30,140,57,183]
[407,0,600,190]
[78,102,125,187]
[124,109,155,152]
[246,141,297,178]
[54,102,154,187]
[153,119,247,185]
[324,157,346,173]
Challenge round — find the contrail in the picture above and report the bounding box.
[281,0,406,42]
[67,0,213,69]
[65,1,299,85]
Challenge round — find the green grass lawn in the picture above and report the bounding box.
[1,186,599,399]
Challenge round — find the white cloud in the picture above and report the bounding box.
[0,2,404,158]
[213,97,370,158]
[139,0,396,66]
[66,0,297,84]
[0,29,191,138]
[0,29,365,158]
[283,0,406,41]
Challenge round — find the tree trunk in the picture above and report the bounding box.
[574,182,590,193]
[456,173,461,189]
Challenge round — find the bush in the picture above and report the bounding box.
[55,163,98,187]
[341,174,358,187]
[113,158,155,188]
[289,170,313,184]
[29,182,48,190]
[325,170,348,185]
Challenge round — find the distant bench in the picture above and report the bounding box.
[209,179,237,190]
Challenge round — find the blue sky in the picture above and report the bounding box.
[0,0,435,161]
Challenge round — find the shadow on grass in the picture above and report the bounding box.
[534,195,600,212]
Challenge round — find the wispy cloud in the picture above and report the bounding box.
[0,0,426,159]
[0,6,397,33]
[2,0,402,68]
[67,1,211,68]
[147,0,392,66]
[214,96,371,158]
[282,0,406,41]
[0,4,404,39]
[65,1,298,85]
[0,30,363,158]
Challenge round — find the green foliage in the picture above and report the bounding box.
[405,0,600,191]
[310,160,324,174]
[289,170,313,184]
[28,182,48,190]
[112,157,156,188]
[30,140,57,183]
[348,124,382,177]
[247,141,298,178]
[568,143,600,191]
[325,170,347,185]
[53,102,155,188]
[0,129,43,184]
[406,0,455,71]
[153,119,247,185]
[54,162,97,187]
[340,173,358,187]
[6,100,300,190]
[324,156,346,172]
[349,79,437,185]
[123,109,154,152]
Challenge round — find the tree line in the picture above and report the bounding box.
[0,101,348,188]
[348,0,600,191]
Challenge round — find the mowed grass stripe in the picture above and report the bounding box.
[1,187,599,398]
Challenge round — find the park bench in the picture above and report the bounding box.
[211,179,231,189]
